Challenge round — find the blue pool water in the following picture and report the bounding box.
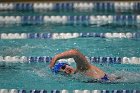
[0,3,140,91]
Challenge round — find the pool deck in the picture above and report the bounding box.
[0,0,139,2]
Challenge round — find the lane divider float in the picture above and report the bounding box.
[0,32,140,39]
[0,89,139,93]
[0,15,139,25]
[0,2,140,12]
[0,56,140,64]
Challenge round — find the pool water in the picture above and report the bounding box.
[0,3,140,91]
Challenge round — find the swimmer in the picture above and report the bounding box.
[49,49,121,82]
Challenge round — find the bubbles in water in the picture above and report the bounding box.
[114,71,140,83]
[104,65,140,83]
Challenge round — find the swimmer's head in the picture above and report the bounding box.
[52,62,75,74]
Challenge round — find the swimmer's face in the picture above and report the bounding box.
[60,65,75,74]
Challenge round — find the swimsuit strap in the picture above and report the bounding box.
[101,74,109,81]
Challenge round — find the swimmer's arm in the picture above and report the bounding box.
[49,49,91,70]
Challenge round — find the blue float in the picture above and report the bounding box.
[38,57,45,62]
[51,90,60,93]
[28,57,38,63]
[18,90,26,93]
